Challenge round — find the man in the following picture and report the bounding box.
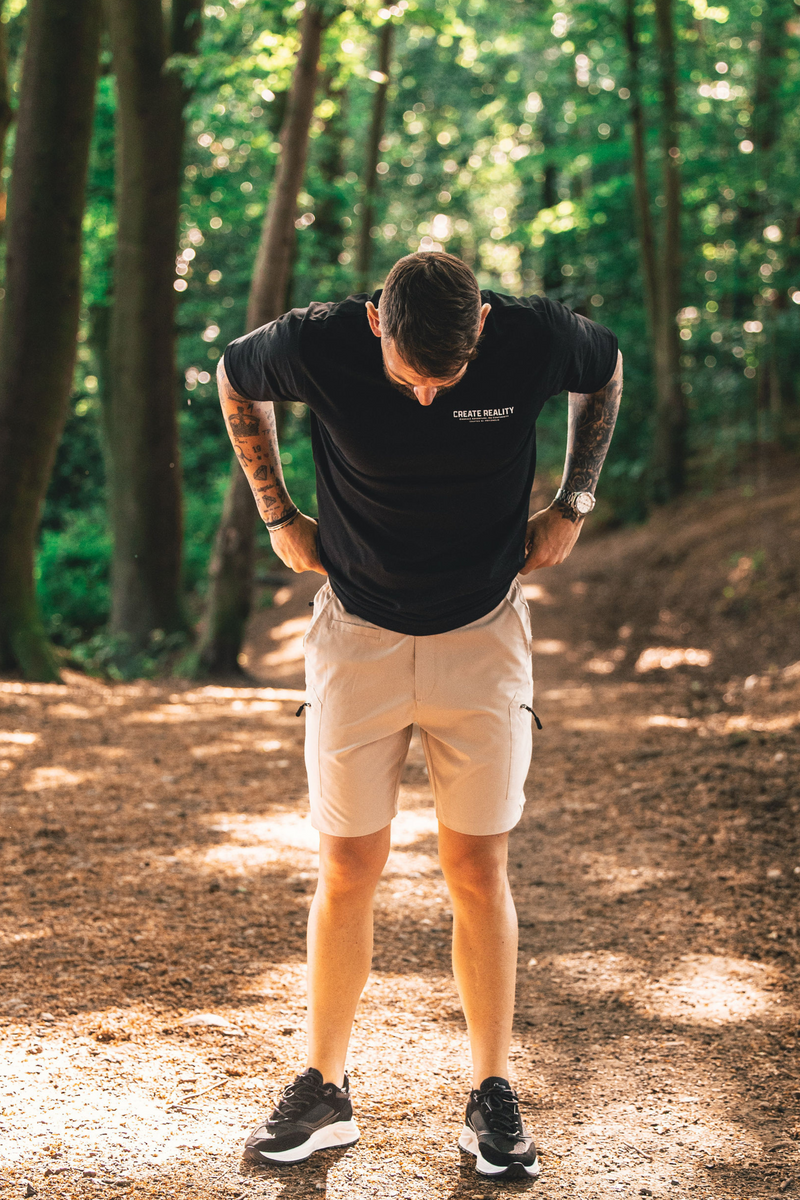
[218,252,622,1180]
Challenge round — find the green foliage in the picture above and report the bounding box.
[69,628,191,682]
[36,507,110,641]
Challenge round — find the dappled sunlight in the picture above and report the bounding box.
[190,736,284,760]
[176,686,305,703]
[0,1014,266,1169]
[196,810,320,873]
[46,702,95,719]
[584,656,618,674]
[636,646,714,672]
[257,614,311,670]
[390,806,438,847]
[569,1097,765,1187]
[541,686,594,705]
[718,709,800,733]
[190,805,443,880]
[554,950,785,1027]
[562,716,618,732]
[642,954,782,1025]
[532,638,567,654]
[204,810,319,850]
[581,860,666,896]
[0,682,71,697]
[521,582,554,603]
[0,731,37,772]
[24,765,94,791]
[127,699,285,723]
[122,685,305,725]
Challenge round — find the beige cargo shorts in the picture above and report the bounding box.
[301,579,534,838]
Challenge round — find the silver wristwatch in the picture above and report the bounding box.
[554,487,596,517]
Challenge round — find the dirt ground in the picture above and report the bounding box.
[1,478,799,1200]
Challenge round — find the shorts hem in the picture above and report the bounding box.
[435,803,526,838]
[309,812,396,839]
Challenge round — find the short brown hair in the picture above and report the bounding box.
[379,252,482,378]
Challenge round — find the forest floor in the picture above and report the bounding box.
[1,476,799,1200]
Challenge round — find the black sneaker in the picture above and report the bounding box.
[244,1068,360,1165]
[458,1076,540,1179]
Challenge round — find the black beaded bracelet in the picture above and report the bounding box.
[265,505,299,532]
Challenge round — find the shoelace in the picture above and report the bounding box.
[476,1084,523,1138]
[272,1074,326,1121]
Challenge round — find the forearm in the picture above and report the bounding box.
[217,359,295,525]
[556,350,623,522]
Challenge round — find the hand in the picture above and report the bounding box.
[521,504,584,574]
[268,511,326,575]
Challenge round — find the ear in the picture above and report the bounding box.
[477,302,492,336]
[366,300,382,338]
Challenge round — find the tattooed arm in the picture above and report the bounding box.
[521,350,622,573]
[217,358,325,574]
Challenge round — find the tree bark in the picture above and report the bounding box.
[355,20,393,294]
[313,71,348,287]
[649,0,685,502]
[197,1,325,675]
[0,0,101,679]
[624,0,660,339]
[103,0,202,651]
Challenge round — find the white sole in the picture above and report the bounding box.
[458,1124,541,1178]
[254,1119,360,1164]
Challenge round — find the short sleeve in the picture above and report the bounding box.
[223,309,308,404]
[536,296,618,395]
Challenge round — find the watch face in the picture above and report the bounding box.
[575,492,595,515]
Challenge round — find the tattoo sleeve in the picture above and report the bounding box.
[554,351,623,523]
[217,359,295,524]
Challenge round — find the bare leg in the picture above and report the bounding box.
[438,825,517,1087]
[305,826,391,1086]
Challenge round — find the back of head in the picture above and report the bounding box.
[379,252,482,379]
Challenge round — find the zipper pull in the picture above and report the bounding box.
[521,703,542,730]
[296,702,310,717]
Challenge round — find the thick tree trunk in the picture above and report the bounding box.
[355,20,393,294]
[650,0,685,503]
[197,2,325,676]
[0,0,101,680]
[103,0,202,651]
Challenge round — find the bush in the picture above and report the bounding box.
[36,507,111,643]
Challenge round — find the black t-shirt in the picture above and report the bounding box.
[223,290,618,635]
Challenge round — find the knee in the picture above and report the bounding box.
[441,847,509,902]
[317,831,389,897]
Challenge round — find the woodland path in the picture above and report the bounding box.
[1,509,799,1200]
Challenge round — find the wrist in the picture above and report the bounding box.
[265,504,299,532]
[554,487,595,518]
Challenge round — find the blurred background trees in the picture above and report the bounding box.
[0,0,797,679]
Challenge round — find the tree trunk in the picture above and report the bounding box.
[197,1,325,675]
[750,2,791,440]
[624,0,660,339]
[650,0,685,502]
[313,71,349,288]
[103,0,202,651]
[355,20,393,294]
[0,7,15,238]
[0,0,101,679]
[539,114,562,296]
